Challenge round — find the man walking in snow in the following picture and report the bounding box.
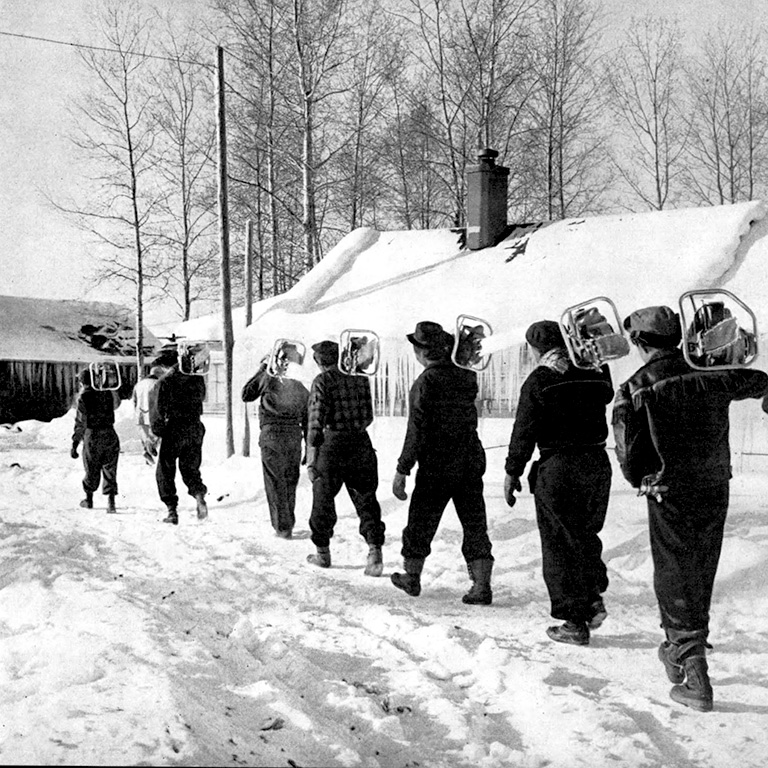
[305,339,385,575]
[613,305,768,712]
[71,368,121,514]
[151,347,209,526]
[242,346,309,539]
[132,365,164,465]
[391,321,494,604]
[504,320,613,645]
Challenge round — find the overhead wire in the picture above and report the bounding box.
[0,29,212,68]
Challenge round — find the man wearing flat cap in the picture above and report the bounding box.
[504,319,614,646]
[304,339,385,576]
[613,305,768,712]
[390,321,494,605]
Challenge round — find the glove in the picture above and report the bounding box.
[504,474,522,507]
[70,445,79,459]
[392,472,408,501]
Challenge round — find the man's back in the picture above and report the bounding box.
[155,369,206,430]
[616,348,768,485]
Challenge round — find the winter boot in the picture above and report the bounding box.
[79,491,93,509]
[275,529,293,540]
[659,640,690,685]
[163,507,179,525]
[660,629,710,683]
[462,558,493,605]
[364,544,383,577]
[106,495,117,514]
[670,652,714,712]
[587,598,608,630]
[391,558,424,597]
[546,620,590,646]
[307,546,331,568]
[195,494,208,521]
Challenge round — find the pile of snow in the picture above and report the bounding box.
[2,401,768,765]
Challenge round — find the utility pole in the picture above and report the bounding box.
[217,45,235,457]
[242,220,253,457]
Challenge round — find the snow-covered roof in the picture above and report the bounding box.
[178,200,768,380]
[0,295,159,363]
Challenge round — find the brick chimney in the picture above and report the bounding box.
[465,148,509,250]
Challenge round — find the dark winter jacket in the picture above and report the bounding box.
[397,361,481,476]
[505,358,613,478]
[151,367,206,436]
[307,368,373,448]
[612,347,768,488]
[72,388,120,447]
[242,364,309,433]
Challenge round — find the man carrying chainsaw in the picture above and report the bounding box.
[613,305,768,712]
[504,320,614,645]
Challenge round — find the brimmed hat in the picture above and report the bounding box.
[623,306,681,348]
[406,321,453,351]
[525,320,565,353]
[312,340,339,366]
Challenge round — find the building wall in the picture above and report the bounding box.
[0,360,138,424]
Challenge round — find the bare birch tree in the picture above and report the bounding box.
[527,0,609,219]
[683,27,768,205]
[58,0,165,372]
[291,0,353,268]
[151,20,219,321]
[606,16,687,210]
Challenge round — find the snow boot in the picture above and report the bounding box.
[462,558,493,605]
[658,639,699,684]
[275,529,293,540]
[364,544,383,577]
[195,494,208,521]
[670,652,713,712]
[546,620,590,646]
[79,491,93,509]
[106,495,117,514]
[163,507,179,525]
[307,546,331,568]
[587,598,608,630]
[391,557,423,597]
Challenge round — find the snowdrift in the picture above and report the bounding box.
[176,201,768,457]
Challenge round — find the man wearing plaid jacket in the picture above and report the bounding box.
[305,340,385,576]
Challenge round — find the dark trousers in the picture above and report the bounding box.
[82,428,119,496]
[534,450,611,623]
[260,424,302,533]
[401,447,492,563]
[309,431,384,548]
[156,421,207,508]
[647,481,729,639]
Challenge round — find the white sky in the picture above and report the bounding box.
[0,0,761,317]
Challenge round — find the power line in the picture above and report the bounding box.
[0,29,212,68]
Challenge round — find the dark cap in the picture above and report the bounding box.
[525,320,565,353]
[623,306,681,348]
[312,340,339,366]
[406,321,453,351]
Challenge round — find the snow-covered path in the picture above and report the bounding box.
[2,410,768,766]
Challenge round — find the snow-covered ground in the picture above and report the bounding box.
[2,401,768,767]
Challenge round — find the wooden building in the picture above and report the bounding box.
[0,295,159,424]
